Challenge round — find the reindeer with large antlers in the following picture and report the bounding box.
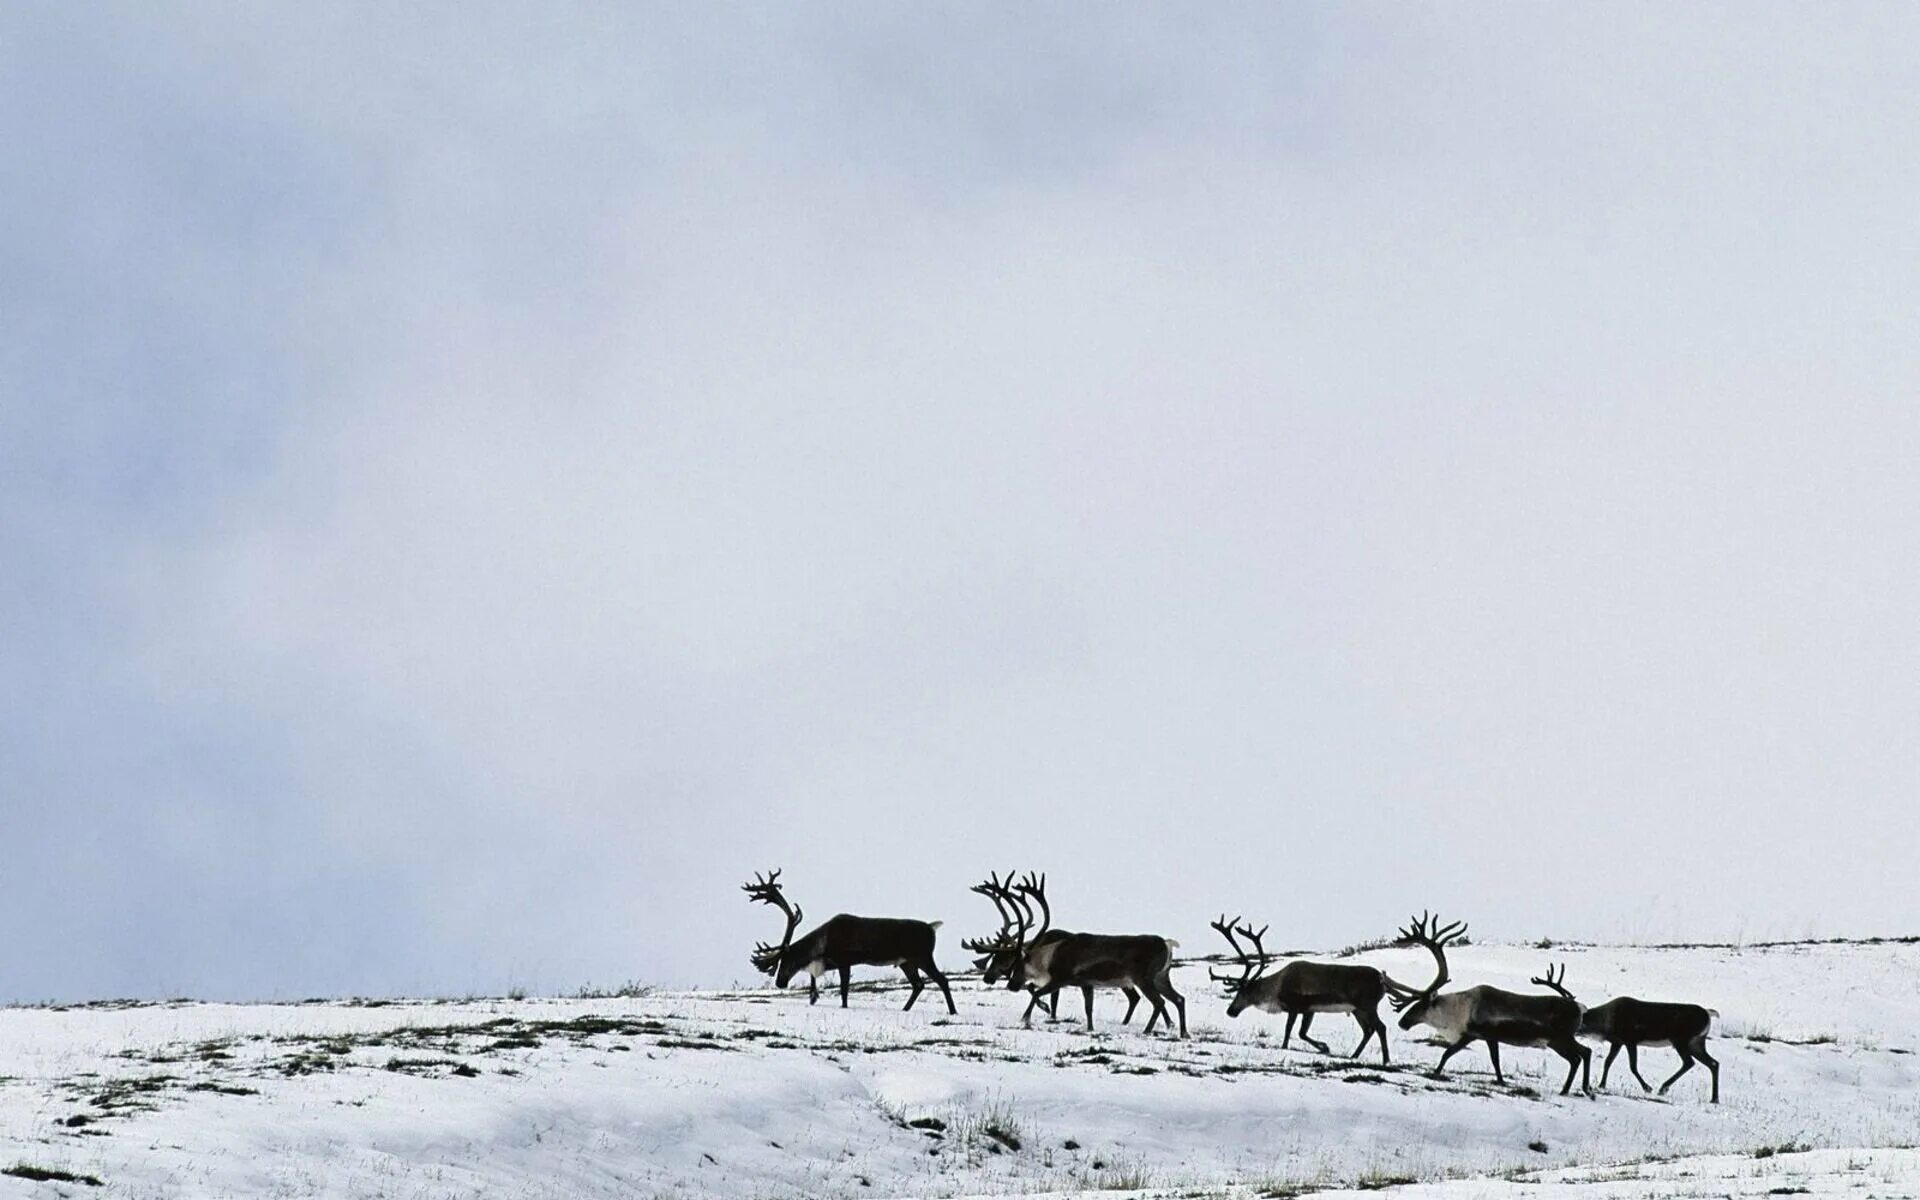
[1388,913,1592,1095]
[964,872,1146,1027]
[742,869,955,1014]
[993,873,1186,1038]
[1210,916,1397,1063]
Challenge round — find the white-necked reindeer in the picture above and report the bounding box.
[1209,915,1396,1063]
[742,869,955,1014]
[962,871,1144,1027]
[1388,912,1592,1096]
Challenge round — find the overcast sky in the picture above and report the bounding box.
[4,5,1917,1003]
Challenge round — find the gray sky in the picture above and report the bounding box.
[4,5,1917,1002]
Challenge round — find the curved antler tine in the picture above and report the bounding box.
[1529,961,1574,998]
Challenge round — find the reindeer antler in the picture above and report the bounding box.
[742,868,805,977]
[1014,871,1050,941]
[1530,962,1575,1000]
[1387,910,1465,1011]
[1209,913,1273,992]
[963,870,1025,955]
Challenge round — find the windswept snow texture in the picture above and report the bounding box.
[1,941,1916,1198]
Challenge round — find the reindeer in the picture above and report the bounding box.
[742,869,955,1014]
[1388,913,1592,1096]
[1579,997,1720,1102]
[962,872,1144,1026]
[1209,915,1396,1063]
[1003,874,1187,1038]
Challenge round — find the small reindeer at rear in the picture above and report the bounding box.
[1580,997,1720,1102]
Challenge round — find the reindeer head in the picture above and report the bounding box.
[1387,910,1467,1030]
[962,870,1029,985]
[742,868,806,988]
[1209,914,1274,1018]
[1003,872,1051,991]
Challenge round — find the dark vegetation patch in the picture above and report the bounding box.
[80,1074,177,1115]
[1747,1033,1836,1047]
[654,1038,736,1052]
[1754,1142,1811,1159]
[5,1163,103,1186]
[981,1123,1021,1152]
[384,1057,481,1078]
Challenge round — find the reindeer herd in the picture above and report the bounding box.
[743,869,1722,1103]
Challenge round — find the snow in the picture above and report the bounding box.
[1,939,1916,1198]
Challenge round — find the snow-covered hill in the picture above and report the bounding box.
[2,939,1916,1198]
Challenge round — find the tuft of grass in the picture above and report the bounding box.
[1355,1170,1419,1190]
[1081,1160,1153,1190]
[572,979,653,999]
[950,1094,1026,1156]
[5,1163,104,1187]
[1336,936,1395,957]
[384,1056,480,1077]
[1753,1141,1811,1159]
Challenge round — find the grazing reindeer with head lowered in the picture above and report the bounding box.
[1580,997,1720,1102]
[1210,916,1396,1064]
[963,872,1144,1027]
[998,874,1187,1038]
[1389,912,1592,1096]
[742,869,955,1014]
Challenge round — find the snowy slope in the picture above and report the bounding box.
[1,939,1915,1198]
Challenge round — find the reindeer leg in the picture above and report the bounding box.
[1350,1013,1374,1060]
[1297,1012,1331,1055]
[925,959,956,1016]
[1083,985,1097,1032]
[1139,976,1169,1036]
[1367,1009,1391,1065]
[1693,1037,1720,1104]
[1159,971,1186,1039]
[1551,1037,1588,1095]
[901,964,924,1012]
[1431,1037,1473,1079]
[1657,1043,1696,1096]
[1599,1041,1622,1088]
[1628,1042,1653,1092]
[808,976,819,1005]
[838,966,852,1008]
[1485,1038,1504,1083]
[1020,987,1048,1028]
[1120,987,1141,1025]
[1282,1011,1299,1049]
